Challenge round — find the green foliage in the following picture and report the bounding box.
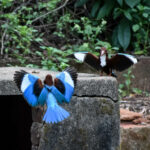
[1,0,150,71]
[96,0,115,20]
[117,0,123,6]
[125,0,141,8]
[55,14,110,54]
[37,46,69,71]
[75,0,150,53]
[72,17,107,49]
[1,0,14,8]
[119,68,135,97]
[118,68,149,98]
[74,0,89,7]
[118,19,131,50]
[0,0,68,70]
[38,0,61,11]
[54,13,73,38]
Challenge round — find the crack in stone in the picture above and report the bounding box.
[73,95,118,103]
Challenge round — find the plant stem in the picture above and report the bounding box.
[31,0,69,24]
[1,29,7,56]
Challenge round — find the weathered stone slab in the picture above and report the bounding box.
[0,67,118,101]
[75,77,118,101]
[38,97,120,150]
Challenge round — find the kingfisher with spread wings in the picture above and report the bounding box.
[13,67,77,124]
[68,47,138,77]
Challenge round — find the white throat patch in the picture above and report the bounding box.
[100,55,106,67]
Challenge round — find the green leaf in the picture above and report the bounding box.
[84,25,92,35]
[134,50,145,55]
[132,88,142,94]
[112,26,120,47]
[91,1,101,18]
[35,37,43,42]
[117,0,123,6]
[74,0,89,7]
[132,24,140,32]
[36,51,43,57]
[125,79,131,86]
[124,10,132,20]
[143,13,148,18]
[125,0,141,8]
[119,84,124,89]
[97,0,115,19]
[113,8,122,19]
[117,20,131,50]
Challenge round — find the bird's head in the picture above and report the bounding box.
[100,47,107,56]
[44,74,53,86]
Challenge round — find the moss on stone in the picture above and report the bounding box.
[99,99,114,115]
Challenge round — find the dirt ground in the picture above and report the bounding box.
[120,96,150,128]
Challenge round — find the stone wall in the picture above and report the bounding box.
[0,67,120,150]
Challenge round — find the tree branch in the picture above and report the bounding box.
[1,29,7,55]
[13,0,32,13]
[31,0,69,24]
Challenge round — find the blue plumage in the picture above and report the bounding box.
[14,67,77,124]
[37,87,49,106]
[23,84,39,107]
[47,85,66,103]
[43,92,70,123]
[63,82,74,103]
[21,74,40,107]
[56,71,74,103]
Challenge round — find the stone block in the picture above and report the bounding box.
[38,96,120,150]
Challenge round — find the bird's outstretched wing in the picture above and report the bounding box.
[68,52,100,70]
[108,53,138,71]
[43,92,70,124]
[53,67,78,103]
[14,70,47,106]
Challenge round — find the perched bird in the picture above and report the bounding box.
[13,67,77,124]
[68,47,138,77]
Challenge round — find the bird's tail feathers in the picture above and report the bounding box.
[43,105,70,124]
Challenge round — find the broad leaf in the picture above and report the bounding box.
[91,1,101,18]
[117,0,123,6]
[112,26,120,47]
[113,8,122,19]
[124,10,132,20]
[74,0,89,7]
[117,20,131,50]
[97,0,115,19]
[125,0,140,8]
